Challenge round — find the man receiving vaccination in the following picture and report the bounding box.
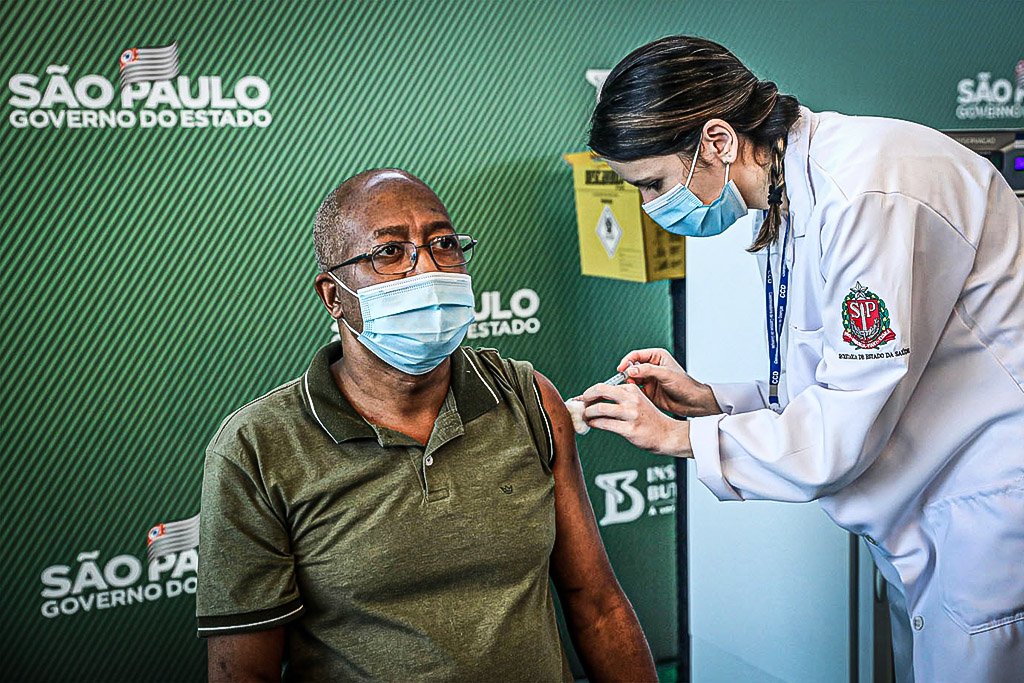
[196,168,657,682]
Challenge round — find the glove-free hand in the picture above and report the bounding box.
[580,382,692,457]
[617,348,720,418]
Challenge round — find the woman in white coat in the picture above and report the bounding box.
[581,36,1023,682]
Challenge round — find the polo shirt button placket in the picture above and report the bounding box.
[419,450,451,503]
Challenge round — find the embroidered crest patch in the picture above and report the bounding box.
[841,282,896,349]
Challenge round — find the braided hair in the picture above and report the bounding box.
[589,36,800,252]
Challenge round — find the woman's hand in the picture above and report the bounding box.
[618,348,720,418]
[580,382,692,457]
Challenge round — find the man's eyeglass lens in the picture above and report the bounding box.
[373,234,475,274]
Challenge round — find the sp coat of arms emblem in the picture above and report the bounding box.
[841,282,896,349]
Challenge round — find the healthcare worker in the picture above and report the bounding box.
[580,36,1024,682]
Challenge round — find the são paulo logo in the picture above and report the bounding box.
[955,63,1024,121]
[6,42,272,130]
[39,513,200,619]
[841,282,896,350]
[467,288,541,340]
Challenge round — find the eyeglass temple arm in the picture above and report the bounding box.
[334,253,372,269]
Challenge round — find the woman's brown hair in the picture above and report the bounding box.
[589,36,800,252]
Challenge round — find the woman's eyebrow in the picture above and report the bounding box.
[630,176,659,187]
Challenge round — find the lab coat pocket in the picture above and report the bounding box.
[787,326,824,395]
[923,482,1024,634]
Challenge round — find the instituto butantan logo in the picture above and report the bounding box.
[595,465,676,527]
[955,63,1024,120]
[39,514,199,619]
[841,282,896,350]
[6,42,271,130]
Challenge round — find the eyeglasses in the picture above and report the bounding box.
[327,233,478,275]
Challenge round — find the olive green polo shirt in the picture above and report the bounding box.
[197,342,572,682]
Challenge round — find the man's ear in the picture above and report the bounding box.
[313,272,345,318]
[701,119,738,165]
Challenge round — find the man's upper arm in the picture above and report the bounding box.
[197,446,304,637]
[208,628,285,683]
[534,371,658,680]
[532,372,621,599]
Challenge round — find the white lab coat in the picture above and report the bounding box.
[689,107,1024,682]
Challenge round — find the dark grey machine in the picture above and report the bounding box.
[944,129,1024,199]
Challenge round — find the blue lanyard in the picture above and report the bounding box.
[765,215,791,412]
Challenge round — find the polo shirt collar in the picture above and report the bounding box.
[301,342,375,444]
[301,343,501,444]
[450,347,502,423]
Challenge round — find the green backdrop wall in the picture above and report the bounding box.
[2,1,1020,681]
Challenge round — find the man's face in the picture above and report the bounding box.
[343,174,464,289]
[316,173,466,328]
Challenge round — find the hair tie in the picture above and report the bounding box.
[767,183,785,206]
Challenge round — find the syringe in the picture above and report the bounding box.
[601,370,629,387]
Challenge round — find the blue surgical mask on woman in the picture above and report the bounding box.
[641,142,748,237]
[330,271,475,375]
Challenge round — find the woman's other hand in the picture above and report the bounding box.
[618,348,720,417]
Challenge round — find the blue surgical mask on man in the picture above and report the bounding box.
[641,142,748,237]
[330,271,476,375]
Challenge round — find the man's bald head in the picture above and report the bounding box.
[313,169,446,272]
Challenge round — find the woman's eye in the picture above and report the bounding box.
[645,181,662,193]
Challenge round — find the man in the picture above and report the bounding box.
[196,168,657,681]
